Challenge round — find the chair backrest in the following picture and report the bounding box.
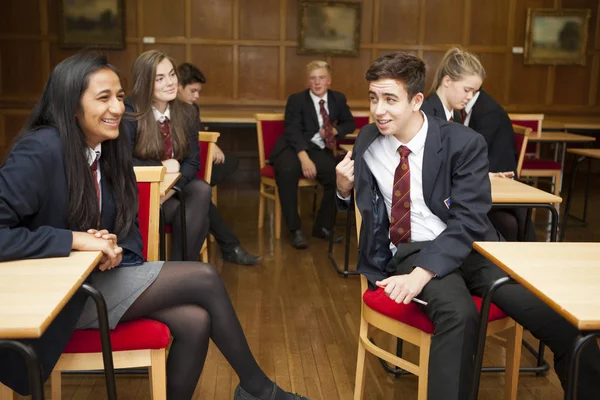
[512,124,533,178]
[352,110,372,131]
[508,113,544,135]
[255,113,285,168]
[134,166,166,262]
[196,131,221,182]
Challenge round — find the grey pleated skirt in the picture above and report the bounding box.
[75,261,165,330]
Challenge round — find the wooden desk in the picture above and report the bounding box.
[529,131,596,143]
[200,109,281,124]
[160,172,181,197]
[544,116,600,131]
[0,251,117,399]
[339,143,353,153]
[560,149,600,241]
[471,242,600,399]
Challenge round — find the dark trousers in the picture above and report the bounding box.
[272,146,336,232]
[388,244,600,400]
[209,201,240,254]
[210,151,238,186]
[488,207,536,242]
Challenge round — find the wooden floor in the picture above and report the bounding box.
[14,172,600,399]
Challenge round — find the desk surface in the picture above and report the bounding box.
[339,143,353,153]
[544,116,600,131]
[529,131,596,143]
[566,148,600,159]
[160,172,181,197]
[0,251,103,339]
[473,242,600,330]
[491,177,562,204]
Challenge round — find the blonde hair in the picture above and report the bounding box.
[306,60,331,76]
[429,47,485,94]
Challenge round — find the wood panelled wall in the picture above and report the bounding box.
[1,0,599,153]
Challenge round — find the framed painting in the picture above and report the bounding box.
[524,8,591,65]
[297,1,361,57]
[59,0,125,49]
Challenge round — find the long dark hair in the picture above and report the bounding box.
[16,52,137,237]
[130,50,191,161]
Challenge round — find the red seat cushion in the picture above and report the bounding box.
[522,158,562,170]
[363,288,508,334]
[63,318,171,353]
[260,165,276,179]
[196,140,209,180]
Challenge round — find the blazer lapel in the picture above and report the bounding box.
[327,91,336,121]
[353,125,380,179]
[305,90,319,128]
[422,115,443,206]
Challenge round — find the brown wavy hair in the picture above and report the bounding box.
[429,47,486,95]
[129,50,190,161]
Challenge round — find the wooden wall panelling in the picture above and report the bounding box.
[469,0,510,46]
[0,111,30,157]
[238,46,279,100]
[239,0,280,40]
[330,49,375,103]
[423,0,465,45]
[0,40,45,98]
[106,47,142,94]
[552,55,594,105]
[142,44,186,66]
[422,51,446,94]
[562,0,598,50]
[513,0,556,46]
[191,0,234,39]
[359,0,374,44]
[285,0,298,41]
[378,0,420,44]
[475,52,508,103]
[142,0,186,38]
[192,45,235,101]
[509,55,550,105]
[284,48,317,98]
[1,0,40,35]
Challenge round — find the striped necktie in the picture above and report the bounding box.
[158,117,173,160]
[390,146,411,245]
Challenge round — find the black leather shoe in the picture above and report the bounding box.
[312,226,343,243]
[290,229,308,249]
[234,383,310,400]
[222,245,262,265]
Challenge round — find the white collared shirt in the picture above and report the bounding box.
[152,105,171,123]
[441,100,454,122]
[86,144,102,211]
[309,90,328,149]
[363,112,447,252]
[462,91,480,127]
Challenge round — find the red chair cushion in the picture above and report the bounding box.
[260,165,276,179]
[136,182,151,260]
[63,318,171,353]
[196,140,209,180]
[363,288,508,334]
[260,120,285,161]
[354,115,370,130]
[522,159,562,170]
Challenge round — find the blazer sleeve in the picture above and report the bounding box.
[0,134,73,261]
[122,101,162,168]
[175,106,201,189]
[283,94,311,154]
[333,92,356,138]
[415,134,493,277]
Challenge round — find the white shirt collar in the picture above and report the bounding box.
[152,105,171,122]
[86,143,102,166]
[464,91,481,114]
[309,90,327,106]
[386,111,429,157]
[441,100,454,121]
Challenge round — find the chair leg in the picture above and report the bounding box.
[417,333,431,400]
[200,240,208,263]
[504,324,523,400]
[353,319,369,400]
[0,383,15,400]
[210,187,217,243]
[51,369,62,400]
[553,172,561,209]
[275,188,282,240]
[149,349,167,400]
[258,185,265,229]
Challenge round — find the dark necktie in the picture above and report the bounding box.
[90,152,101,216]
[449,116,455,122]
[158,117,173,160]
[460,109,468,124]
[390,146,411,245]
[318,99,335,150]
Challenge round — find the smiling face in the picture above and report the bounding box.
[77,68,124,148]
[178,81,202,105]
[440,73,482,111]
[307,67,331,98]
[369,78,424,142]
[153,58,178,110]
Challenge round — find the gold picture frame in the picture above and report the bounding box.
[59,0,125,49]
[524,8,591,65]
[297,1,362,57]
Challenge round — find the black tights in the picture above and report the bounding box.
[121,262,271,399]
[162,179,211,261]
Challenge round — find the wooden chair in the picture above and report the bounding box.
[509,113,544,158]
[164,132,220,262]
[255,113,318,239]
[352,202,523,400]
[513,124,562,199]
[50,166,171,400]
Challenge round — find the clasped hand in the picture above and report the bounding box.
[376,267,434,304]
[72,229,123,271]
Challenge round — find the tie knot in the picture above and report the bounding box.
[398,145,411,158]
[460,109,468,123]
[90,154,99,173]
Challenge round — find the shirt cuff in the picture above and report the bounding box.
[336,191,351,201]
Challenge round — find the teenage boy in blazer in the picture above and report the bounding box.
[270,60,355,249]
[335,52,600,400]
